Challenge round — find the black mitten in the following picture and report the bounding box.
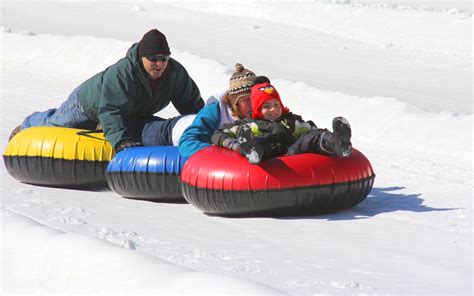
[266,142,288,158]
[237,139,265,164]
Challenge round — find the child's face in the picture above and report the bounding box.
[261,99,282,121]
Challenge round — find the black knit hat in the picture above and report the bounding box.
[138,29,171,56]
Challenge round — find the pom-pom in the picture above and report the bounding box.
[234,63,244,73]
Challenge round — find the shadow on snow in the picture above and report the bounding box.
[291,186,459,221]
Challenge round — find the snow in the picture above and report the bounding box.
[1,1,472,295]
[2,210,280,294]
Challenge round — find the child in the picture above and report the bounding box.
[211,77,352,164]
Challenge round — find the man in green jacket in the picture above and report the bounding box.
[11,29,204,151]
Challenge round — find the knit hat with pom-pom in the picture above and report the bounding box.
[228,63,256,96]
[224,63,256,117]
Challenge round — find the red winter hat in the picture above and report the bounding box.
[251,82,289,119]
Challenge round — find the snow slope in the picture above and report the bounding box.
[2,1,472,113]
[1,1,472,295]
[2,211,281,294]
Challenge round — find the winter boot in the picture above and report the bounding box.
[9,125,21,141]
[331,117,352,157]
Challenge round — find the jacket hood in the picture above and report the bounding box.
[126,43,142,67]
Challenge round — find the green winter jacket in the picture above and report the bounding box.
[77,43,204,149]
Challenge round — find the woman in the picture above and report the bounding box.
[178,63,256,158]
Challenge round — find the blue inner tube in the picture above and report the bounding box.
[106,146,187,202]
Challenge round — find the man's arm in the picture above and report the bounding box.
[97,71,136,150]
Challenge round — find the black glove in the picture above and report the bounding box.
[237,139,266,164]
[238,138,288,164]
[115,140,142,153]
[267,142,288,158]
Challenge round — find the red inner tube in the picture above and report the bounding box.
[180,146,374,191]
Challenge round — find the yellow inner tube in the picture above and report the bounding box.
[4,126,114,162]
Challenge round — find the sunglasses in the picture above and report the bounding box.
[144,54,170,62]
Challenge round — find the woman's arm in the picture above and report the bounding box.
[178,101,221,158]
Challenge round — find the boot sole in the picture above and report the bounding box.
[332,117,352,157]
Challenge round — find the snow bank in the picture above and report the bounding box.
[2,209,282,294]
[2,2,470,113]
[272,79,473,162]
[165,0,471,57]
[0,28,229,101]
